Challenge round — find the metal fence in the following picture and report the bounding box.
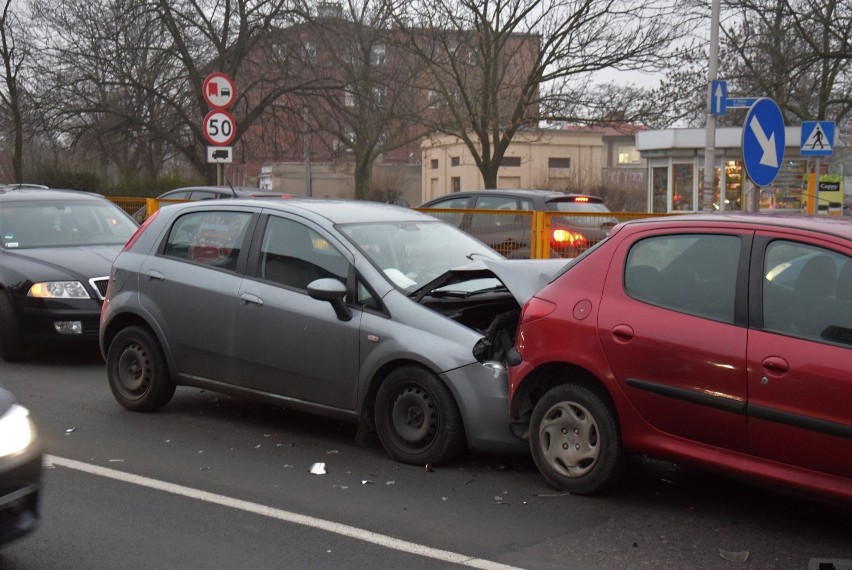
[415,208,671,258]
[108,196,667,259]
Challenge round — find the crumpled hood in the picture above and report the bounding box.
[417,258,569,305]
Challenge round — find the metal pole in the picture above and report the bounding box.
[702,0,722,212]
[304,107,312,197]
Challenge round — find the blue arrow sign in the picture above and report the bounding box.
[742,98,785,187]
[800,121,835,156]
[710,80,727,116]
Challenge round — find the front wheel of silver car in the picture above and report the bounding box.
[374,366,465,466]
[107,326,175,412]
[529,384,626,495]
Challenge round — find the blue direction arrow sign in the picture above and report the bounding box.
[710,80,727,116]
[800,121,835,156]
[742,98,785,187]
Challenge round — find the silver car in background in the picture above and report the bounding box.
[100,199,563,465]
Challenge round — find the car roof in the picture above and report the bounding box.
[0,187,109,202]
[164,186,284,197]
[167,197,435,225]
[622,213,852,240]
[420,189,602,204]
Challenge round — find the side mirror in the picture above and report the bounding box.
[307,278,352,321]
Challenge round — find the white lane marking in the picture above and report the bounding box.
[46,455,524,570]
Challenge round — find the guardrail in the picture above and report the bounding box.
[108,196,665,259]
[416,208,670,259]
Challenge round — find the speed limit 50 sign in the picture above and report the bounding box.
[203,110,236,146]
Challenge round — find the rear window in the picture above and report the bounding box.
[547,197,611,213]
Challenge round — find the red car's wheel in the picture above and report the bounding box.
[530,384,627,494]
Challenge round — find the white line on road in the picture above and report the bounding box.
[46,455,524,570]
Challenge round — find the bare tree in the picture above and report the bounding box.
[654,0,851,127]
[30,0,301,182]
[281,0,431,199]
[0,0,32,181]
[392,0,690,188]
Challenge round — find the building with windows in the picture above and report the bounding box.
[634,126,848,213]
[420,125,646,206]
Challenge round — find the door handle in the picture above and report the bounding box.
[611,324,634,342]
[145,270,165,281]
[239,293,263,307]
[762,356,789,374]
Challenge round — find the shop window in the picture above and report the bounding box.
[673,164,694,211]
[652,167,667,213]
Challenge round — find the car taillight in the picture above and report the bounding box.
[520,297,557,325]
[122,209,159,251]
[552,228,586,247]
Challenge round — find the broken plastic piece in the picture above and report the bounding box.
[310,462,327,474]
[719,549,749,563]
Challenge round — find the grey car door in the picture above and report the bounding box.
[235,214,361,411]
[139,209,254,383]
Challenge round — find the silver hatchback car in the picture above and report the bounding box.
[100,199,564,465]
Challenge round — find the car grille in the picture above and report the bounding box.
[89,277,110,300]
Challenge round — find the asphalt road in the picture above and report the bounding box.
[1,346,850,570]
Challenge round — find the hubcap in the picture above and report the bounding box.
[538,401,600,478]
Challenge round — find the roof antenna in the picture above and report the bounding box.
[223,172,237,197]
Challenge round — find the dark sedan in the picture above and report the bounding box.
[419,189,618,258]
[0,188,139,361]
[132,185,289,222]
[0,385,42,545]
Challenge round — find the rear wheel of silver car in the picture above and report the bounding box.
[107,326,175,412]
[530,384,626,495]
[375,366,465,466]
[0,292,25,362]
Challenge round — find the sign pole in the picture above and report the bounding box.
[807,158,821,215]
[702,0,721,212]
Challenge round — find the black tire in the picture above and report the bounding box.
[529,384,627,495]
[374,365,465,465]
[106,326,175,412]
[0,292,25,362]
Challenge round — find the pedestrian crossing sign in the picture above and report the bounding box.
[800,121,835,156]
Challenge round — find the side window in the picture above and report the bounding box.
[356,276,381,311]
[189,191,222,201]
[763,241,852,346]
[259,216,348,291]
[624,234,741,323]
[422,197,470,227]
[163,211,252,271]
[472,195,518,229]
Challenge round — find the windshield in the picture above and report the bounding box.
[0,201,139,248]
[339,220,502,291]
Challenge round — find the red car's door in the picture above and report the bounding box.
[747,235,852,481]
[597,228,750,452]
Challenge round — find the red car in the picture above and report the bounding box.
[507,214,852,501]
